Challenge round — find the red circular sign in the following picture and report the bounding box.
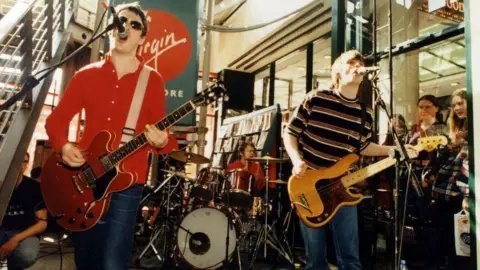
[138,10,192,82]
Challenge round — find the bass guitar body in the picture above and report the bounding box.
[41,131,135,231]
[288,154,363,228]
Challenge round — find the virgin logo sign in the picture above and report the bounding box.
[138,10,192,82]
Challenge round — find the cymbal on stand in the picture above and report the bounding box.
[247,156,289,163]
[268,180,288,185]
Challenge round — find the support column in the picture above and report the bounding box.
[198,0,214,156]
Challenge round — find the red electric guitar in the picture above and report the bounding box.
[41,84,226,231]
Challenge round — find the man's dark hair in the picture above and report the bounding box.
[116,2,148,37]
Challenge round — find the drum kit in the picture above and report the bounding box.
[135,150,293,269]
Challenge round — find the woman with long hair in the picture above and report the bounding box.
[422,89,471,269]
[448,89,468,147]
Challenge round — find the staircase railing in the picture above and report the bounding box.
[0,0,74,222]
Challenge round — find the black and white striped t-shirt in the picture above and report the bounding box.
[287,89,373,169]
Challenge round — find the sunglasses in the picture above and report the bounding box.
[119,16,143,31]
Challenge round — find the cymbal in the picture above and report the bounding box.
[247,156,289,163]
[161,169,196,181]
[170,151,210,164]
[268,180,288,184]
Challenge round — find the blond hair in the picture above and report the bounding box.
[329,50,365,90]
[448,89,467,136]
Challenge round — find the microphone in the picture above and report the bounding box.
[358,66,380,75]
[109,5,128,40]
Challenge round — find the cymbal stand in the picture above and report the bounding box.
[250,161,293,268]
[136,172,189,265]
[136,173,175,265]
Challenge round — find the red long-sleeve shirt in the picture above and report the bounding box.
[45,55,177,184]
[226,160,266,193]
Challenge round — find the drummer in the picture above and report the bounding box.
[226,141,266,195]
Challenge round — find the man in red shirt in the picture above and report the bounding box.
[226,141,266,195]
[45,3,175,270]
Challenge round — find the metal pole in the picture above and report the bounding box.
[198,0,214,156]
[90,0,107,63]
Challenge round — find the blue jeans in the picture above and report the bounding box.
[299,206,361,270]
[71,184,143,270]
[0,228,40,270]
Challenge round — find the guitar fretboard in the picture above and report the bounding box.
[106,101,195,166]
[341,157,397,187]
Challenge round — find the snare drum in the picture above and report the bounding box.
[222,169,253,208]
[176,207,237,269]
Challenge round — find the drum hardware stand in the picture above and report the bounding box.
[250,160,294,268]
[220,188,243,270]
[135,171,193,266]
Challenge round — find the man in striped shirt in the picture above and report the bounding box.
[284,50,412,270]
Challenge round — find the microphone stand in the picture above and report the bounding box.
[0,12,116,112]
[369,71,423,270]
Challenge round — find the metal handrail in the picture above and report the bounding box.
[0,0,75,225]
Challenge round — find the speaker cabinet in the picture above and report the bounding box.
[217,69,255,112]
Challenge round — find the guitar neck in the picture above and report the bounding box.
[106,101,196,166]
[341,144,424,188]
[341,157,397,187]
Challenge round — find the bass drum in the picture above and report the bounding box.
[176,207,237,269]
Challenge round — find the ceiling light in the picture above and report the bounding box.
[324,55,331,60]
[419,89,424,93]
[297,67,306,71]
[450,82,460,86]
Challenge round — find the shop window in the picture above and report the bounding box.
[376,34,465,144]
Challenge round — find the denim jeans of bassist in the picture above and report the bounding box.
[71,184,143,270]
[299,205,361,270]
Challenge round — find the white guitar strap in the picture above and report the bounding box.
[119,66,151,146]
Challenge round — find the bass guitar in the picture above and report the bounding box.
[41,83,226,231]
[288,136,448,228]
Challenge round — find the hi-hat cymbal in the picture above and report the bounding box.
[268,180,288,184]
[247,156,289,163]
[170,151,210,164]
[161,169,196,181]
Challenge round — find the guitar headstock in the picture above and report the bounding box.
[417,135,449,152]
[192,82,228,107]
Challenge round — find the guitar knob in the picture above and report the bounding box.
[56,162,63,167]
[69,218,75,224]
[87,212,94,219]
[76,208,82,214]
[81,223,87,229]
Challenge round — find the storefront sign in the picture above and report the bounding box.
[420,0,464,23]
[111,0,201,125]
